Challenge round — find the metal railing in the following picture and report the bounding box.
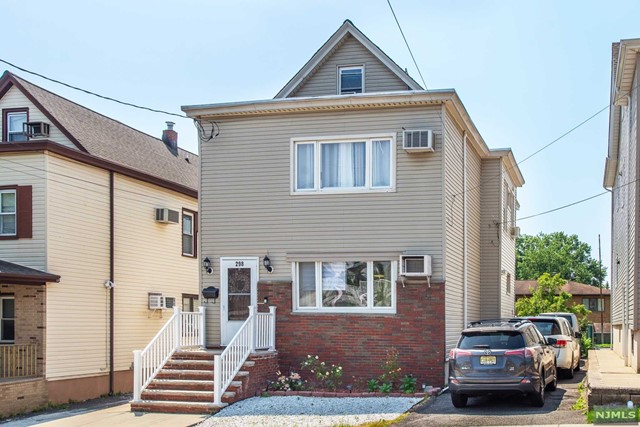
[132,306,205,401]
[214,305,276,404]
[0,344,39,379]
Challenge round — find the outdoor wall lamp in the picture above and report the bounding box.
[203,257,213,275]
[263,255,274,273]
[263,296,269,304]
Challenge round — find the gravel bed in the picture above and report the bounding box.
[197,396,423,427]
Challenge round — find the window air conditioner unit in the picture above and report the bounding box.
[400,255,432,276]
[510,226,521,238]
[148,293,165,309]
[23,121,50,138]
[155,208,179,224]
[403,130,434,153]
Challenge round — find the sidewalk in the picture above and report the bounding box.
[1,402,208,427]
[587,347,640,407]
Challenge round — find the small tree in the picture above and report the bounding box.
[515,273,591,332]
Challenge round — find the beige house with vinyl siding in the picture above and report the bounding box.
[183,20,524,384]
[604,38,640,372]
[0,70,199,416]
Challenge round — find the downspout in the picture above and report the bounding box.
[109,171,115,394]
[463,132,468,327]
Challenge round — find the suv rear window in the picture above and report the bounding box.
[459,332,524,350]
[530,320,562,335]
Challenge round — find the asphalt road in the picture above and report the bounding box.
[399,367,587,427]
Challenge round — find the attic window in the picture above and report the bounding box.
[339,66,363,94]
[4,110,28,142]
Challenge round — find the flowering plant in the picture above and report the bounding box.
[271,370,305,391]
[300,355,343,391]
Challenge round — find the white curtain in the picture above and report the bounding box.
[296,144,315,189]
[321,142,365,188]
[372,140,391,187]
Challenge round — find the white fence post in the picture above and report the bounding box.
[132,350,142,402]
[214,354,222,405]
[173,306,181,351]
[199,306,206,348]
[248,305,256,353]
[269,306,277,351]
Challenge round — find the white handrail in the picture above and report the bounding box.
[132,306,205,402]
[214,305,276,404]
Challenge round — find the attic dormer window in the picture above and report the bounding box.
[339,66,363,94]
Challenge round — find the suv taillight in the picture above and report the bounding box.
[555,340,567,348]
[449,349,472,359]
[504,348,535,358]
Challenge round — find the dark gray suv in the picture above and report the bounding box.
[448,319,557,408]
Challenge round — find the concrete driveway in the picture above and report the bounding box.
[398,370,587,427]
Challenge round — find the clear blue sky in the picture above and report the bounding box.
[4,0,639,280]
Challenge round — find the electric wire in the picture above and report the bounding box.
[0,156,194,205]
[501,177,640,225]
[0,58,186,119]
[0,58,219,143]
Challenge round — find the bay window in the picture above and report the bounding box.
[294,260,396,312]
[292,135,395,193]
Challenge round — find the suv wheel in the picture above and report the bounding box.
[546,363,557,391]
[530,372,545,407]
[451,392,468,408]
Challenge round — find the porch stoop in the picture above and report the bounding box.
[130,349,277,414]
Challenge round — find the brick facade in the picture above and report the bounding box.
[236,352,279,399]
[258,278,446,389]
[0,378,47,418]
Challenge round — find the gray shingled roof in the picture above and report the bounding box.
[8,72,199,191]
[0,259,60,283]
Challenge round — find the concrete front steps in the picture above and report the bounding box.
[130,349,254,415]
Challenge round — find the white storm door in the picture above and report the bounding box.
[220,257,258,345]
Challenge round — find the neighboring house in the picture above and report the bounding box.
[0,71,199,416]
[515,280,611,339]
[604,38,640,372]
[182,20,524,387]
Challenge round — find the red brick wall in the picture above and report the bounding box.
[258,279,445,388]
[236,352,279,399]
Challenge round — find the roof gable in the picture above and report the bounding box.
[0,71,199,192]
[275,20,422,98]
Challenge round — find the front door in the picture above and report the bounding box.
[220,257,258,345]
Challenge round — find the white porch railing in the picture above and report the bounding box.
[214,305,276,405]
[132,306,206,402]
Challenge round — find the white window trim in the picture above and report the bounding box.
[182,211,195,256]
[338,65,365,95]
[290,133,396,195]
[0,295,15,343]
[0,189,17,237]
[7,112,27,141]
[292,260,397,314]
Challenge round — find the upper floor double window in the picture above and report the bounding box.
[292,135,395,194]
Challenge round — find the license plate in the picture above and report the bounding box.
[480,355,496,365]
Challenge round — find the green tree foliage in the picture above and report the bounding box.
[516,232,606,284]
[515,273,591,331]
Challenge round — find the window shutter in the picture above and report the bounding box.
[17,186,32,239]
